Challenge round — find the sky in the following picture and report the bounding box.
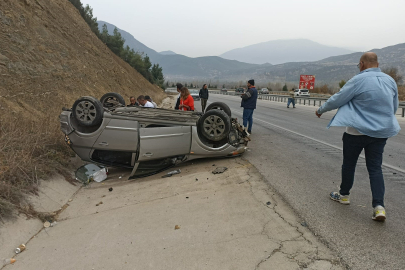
[83,0,405,58]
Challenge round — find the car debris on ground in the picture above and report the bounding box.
[212,167,228,174]
[161,169,181,178]
[75,164,108,185]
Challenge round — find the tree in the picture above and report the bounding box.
[69,0,163,84]
[282,84,288,91]
[151,64,164,89]
[339,80,346,88]
[190,83,194,88]
[382,67,403,85]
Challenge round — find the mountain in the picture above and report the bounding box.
[98,21,258,81]
[97,21,404,85]
[159,50,177,55]
[98,21,159,58]
[238,43,405,85]
[220,39,354,65]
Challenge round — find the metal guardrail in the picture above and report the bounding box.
[212,91,405,117]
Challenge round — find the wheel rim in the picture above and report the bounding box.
[75,101,97,124]
[203,115,226,138]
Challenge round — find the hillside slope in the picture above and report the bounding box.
[0,0,165,218]
[0,1,164,112]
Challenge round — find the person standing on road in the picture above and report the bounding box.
[287,88,296,108]
[199,84,209,112]
[175,83,183,110]
[315,52,400,221]
[179,87,195,111]
[241,79,258,134]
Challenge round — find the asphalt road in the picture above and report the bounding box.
[208,94,405,270]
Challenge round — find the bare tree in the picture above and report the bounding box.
[382,67,403,85]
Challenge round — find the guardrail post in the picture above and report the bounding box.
[304,99,306,105]
[402,108,404,117]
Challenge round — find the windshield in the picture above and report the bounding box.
[300,90,309,92]
[190,90,199,94]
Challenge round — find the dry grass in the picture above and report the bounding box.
[0,106,75,219]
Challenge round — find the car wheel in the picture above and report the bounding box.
[205,102,232,117]
[72,96,104,127]
[198,109,231,142]
[100,92,125,108]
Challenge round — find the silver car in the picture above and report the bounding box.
[190,89,200,101]
[60,93,250,178]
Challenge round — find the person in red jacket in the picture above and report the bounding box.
[179,87,194,111]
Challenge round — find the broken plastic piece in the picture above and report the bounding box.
[162,169,181,178]
[2,258,16,267]
[75,164,108,185]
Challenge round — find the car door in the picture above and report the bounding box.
[138,126,191,161]
[91,118,139,167]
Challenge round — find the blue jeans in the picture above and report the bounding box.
[340,132,387,207]
[242,108,254,132]
[287,98,295,107]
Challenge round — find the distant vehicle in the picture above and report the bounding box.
[260,88,269,94]
[190,89,200,100]
[235,88,245,93]
[294,89,310,97]
[221,88,227,92]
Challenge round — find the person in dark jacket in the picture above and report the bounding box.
[241,79,258,134]
[175,83,183,110]
[199,84,209,112]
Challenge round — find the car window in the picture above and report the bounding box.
[91,150,133,167]
[301,90,309,92]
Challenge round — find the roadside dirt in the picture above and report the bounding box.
[3,158,344,270]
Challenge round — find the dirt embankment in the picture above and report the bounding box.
[0,0,166,218]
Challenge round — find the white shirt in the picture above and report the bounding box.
[346,127,363,136]
[143,101,155,108]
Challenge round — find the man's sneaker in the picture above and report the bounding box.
[372,205,386,221]
[330,191,350,205]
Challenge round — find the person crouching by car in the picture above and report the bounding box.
[127,96,139,107]
[179,87,194,111]
[199,84,209,112]
[137,95,155,108]
[145,95,157,108]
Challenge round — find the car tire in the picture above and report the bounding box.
[100,92,125,108]
[205,102,232,117]
[72,96,104,127]
[198,109,231,142]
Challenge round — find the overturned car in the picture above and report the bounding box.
[60,93,250,178]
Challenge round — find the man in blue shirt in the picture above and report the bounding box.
[241,79,258,135]
[316,52,400,222]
